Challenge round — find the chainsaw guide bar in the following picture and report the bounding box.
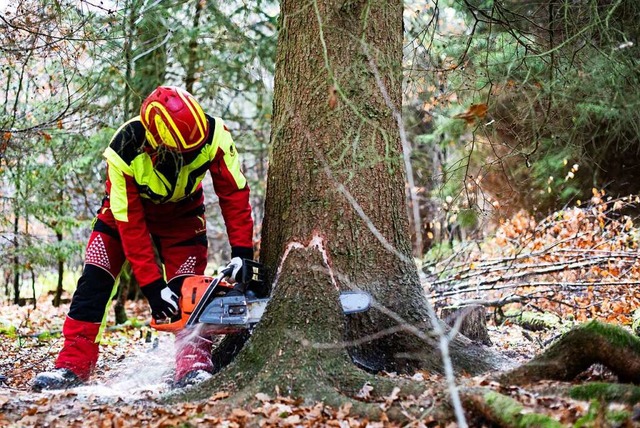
[198,291,371,329]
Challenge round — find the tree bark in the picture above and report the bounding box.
[441,305,492,346]
[29,267,36,309]
[113,263,138,324]
[183,0,505,412]
[257,0,499,376]
[185,0,204,94]
[12,208,20,306]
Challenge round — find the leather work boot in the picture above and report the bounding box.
[172,369,213,389]
[32,368,82,391]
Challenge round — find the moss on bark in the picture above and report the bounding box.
[570,382,640,405]
[502,320,640,385]
[463,388,564,428]
[505,310,561,332]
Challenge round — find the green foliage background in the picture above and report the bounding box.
[1,0,638,300]
[404,0,640,231]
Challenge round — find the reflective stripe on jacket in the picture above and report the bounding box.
[101,114,253,287]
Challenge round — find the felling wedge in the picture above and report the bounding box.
[150,260,371,335]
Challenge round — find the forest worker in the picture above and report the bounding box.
[32,86,255,391]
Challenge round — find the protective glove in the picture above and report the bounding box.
[141,278,180,320]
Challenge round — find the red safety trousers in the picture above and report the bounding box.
[56,318,215,382]
[55,195,214,382]
[174,328,214,380]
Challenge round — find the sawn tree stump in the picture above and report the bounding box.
[441,305,492,346]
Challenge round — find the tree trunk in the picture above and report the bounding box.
[185,0,204,94]
[113,285,129,325]
[30,266,36,309]
[121,0,137,117]
[53,230,64,307]
[113,263,137,324]
[12,211,20,306]
[256,0,499,377]
[182,0,506,412]
[441,305,492,346]
[3,270,10,305]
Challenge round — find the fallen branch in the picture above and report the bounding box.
[3,320,151,339]
[432,257,636,294]
[433,280,640,301]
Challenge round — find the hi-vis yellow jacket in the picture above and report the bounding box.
[101,114,253,287]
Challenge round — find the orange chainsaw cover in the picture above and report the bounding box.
[150,275,232,332]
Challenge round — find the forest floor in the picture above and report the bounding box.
[0,287,638,428]
[2,197,640,427]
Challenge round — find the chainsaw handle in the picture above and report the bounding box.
[185,268,233,327]
[219,265,234,279]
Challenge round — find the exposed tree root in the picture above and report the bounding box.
[167,311,640,425]
[501,320,640,385]
[461,387,564,428]
[569,381,640,405]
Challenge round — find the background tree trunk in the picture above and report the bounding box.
[185,0,204,94]
[260,0,497,375]
[12,209,20,306]
[441,305,492,346]
[52,230,64,307]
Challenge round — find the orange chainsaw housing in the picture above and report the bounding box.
[150,275,233,333]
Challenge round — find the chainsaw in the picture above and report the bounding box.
[150,260,371,334]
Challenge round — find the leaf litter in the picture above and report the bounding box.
[2,195,640,426]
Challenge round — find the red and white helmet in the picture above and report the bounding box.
[140,86,210,153]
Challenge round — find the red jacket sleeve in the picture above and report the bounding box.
[106,164,163,287]
[209,126,254,256]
